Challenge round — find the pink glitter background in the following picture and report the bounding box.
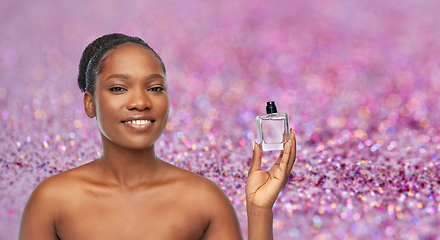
[1,0,440,239]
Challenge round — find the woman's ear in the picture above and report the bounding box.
[84,91,96,118]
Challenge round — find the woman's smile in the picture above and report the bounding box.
[121,114,156,131]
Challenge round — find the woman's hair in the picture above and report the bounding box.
[78,33,166,94]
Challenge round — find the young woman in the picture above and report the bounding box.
[19,34,296,240]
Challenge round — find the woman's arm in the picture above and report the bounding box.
[19,178,60,240]
[246,129,296,240]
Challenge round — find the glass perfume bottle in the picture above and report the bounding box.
[256,101,290,151]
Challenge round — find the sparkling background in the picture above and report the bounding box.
[1,0,440,239]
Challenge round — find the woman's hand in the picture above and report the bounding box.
[246,129,296,210]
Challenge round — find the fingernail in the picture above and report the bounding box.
[252,141,255,150]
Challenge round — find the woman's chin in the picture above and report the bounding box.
[121,142,156,151]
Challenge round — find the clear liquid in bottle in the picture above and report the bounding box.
[256,101,289,151]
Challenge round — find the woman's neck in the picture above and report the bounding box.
[94,135,162,188]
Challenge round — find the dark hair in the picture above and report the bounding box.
[78,33,166,94]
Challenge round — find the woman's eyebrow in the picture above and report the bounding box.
[146,73,165,80]
[106,73,130,81]
[105,73,165,82]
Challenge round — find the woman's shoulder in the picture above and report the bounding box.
[160,161,242,238]
[31,161,96,201]
[23,161,95,224]
[161,160,231,207]
[162,161,218,186]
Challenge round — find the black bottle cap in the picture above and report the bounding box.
[266,101,277,114]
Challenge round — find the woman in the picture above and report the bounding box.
[19,33,296,240]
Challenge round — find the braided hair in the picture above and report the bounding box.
[78,33,166,94]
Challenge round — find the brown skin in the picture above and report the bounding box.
[19,43,297,240]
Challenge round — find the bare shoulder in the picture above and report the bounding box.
[36,160,95,192]
[26,161,95,212]
[160,161,243,239]
[19,161,96,239]
[161,161,228,203]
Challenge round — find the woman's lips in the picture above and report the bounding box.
[121,119,153,131]
[121,115,156,123]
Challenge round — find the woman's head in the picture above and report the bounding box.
[80,34,169,151]
[78,33,166,94]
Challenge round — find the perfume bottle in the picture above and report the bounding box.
[256,101,290,151]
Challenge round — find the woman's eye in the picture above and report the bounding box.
[150,86,164,92]
[110,87,125,92]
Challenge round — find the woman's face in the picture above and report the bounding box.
[87,43,169,150]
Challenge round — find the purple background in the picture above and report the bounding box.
[1,0,440,239]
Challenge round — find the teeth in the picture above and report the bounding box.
[125,120,151,125]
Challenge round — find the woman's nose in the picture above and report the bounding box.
[126,89,152,111]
